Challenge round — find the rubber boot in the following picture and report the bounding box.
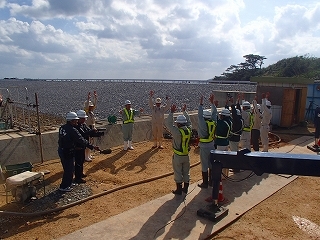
[123,141,128,151]
[182,182,189,194]
[128,141,134,150]
[172,183,182,195]
[208,169,212,187]
[198,172,208,188]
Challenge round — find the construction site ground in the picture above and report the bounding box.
[1,124,320,239]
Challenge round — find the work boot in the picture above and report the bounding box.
[128,141,134,150]
[208,169,213,187]
[172,183,182,195]
[198,172,208,188]
[182,182,189,194]
[123,141,128,151]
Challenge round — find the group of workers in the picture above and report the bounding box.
[162,92,272,198]
[57,89,272,198]
[58,91,100,192]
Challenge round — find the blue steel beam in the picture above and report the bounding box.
[210,149,320,177]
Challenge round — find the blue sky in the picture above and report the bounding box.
[0,0,319,80]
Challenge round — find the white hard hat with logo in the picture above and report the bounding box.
[66,111,79,120]
[203,110,212,118]
[125,100,131,105]
[175,115,187,123]
[76,110,88,119]
[242,101,251,107]
[156,98,162,103]
[220,109,230,116]
[266,100,272,107]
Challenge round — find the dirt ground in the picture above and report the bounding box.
[1,125,320,240]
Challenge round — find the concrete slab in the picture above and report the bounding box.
[58,136,316,240]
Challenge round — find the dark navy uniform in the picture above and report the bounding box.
[74,123,95,181]
[58,122,95,189]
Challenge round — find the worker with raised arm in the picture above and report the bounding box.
[119,99,143,150]
[165,103,192,195]
[148,90,171,149]
[260,92,272,152]
[240,93,253,151]
[197,93,217,189]
[252,96,263,151]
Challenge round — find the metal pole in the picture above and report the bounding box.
[35,93,44,163]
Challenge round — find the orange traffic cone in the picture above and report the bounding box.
[218,181,225,203]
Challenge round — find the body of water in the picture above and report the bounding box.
[0,79,256,119]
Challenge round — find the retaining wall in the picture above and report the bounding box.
[0,113,200,166]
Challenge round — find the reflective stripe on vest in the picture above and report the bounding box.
[173,128,191,156]
[123,108,134,124]
[215,120,231,139]
[199,120,216,143]
[243,112,253,132]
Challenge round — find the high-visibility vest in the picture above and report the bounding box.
[123,108,134,124]
[215,120,231,139]
[199,120,216,143]
[243,112,253,132]
[173,128,191,156]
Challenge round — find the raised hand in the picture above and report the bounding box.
[209,93,215,104]
[171,104,177,113]
[200,95,204,105]
[182,104,187,112]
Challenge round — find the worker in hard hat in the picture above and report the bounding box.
[74,110,98,184]
[165,103,192,195]
[149,90,171,149]
[119,100,143,150]
[83,91,98,161]
[226,94,243,173]
[215,108,232,178]
[240,99,253,151]
[260,92,273,152]
[251,96,263,151]
[58,111,100,192]
[197,93,217,189]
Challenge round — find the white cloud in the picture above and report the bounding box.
[0,0,319,79]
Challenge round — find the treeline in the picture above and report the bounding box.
[213,54,320,81]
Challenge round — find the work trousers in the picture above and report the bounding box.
[172,154,190,183]
[152,123,163,145]
[240,131,251,151]
[122,123,134,141]
[58,147,75,189]
[75,149,85,180]
[199,142,215,172]
[260,125,270,152]
[251,129,260,151]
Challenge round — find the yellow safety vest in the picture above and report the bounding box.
[173,128,191,156]
[215,120,231,139]
[123,108,134,124]
[243,112,253,132]
[199,120,216,143]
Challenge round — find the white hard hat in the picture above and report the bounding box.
[156,98,162,103]
[175,115,187,123]
[236,109,241,116]
[203,110,212,118]
[266,100,272,107]
[242,101,251,107]
[88,101,94,107]
[66,111,79,120]
[220,109,230,116]
[125,100,131,105]
[76,110,88,119]
[257,104,261,110]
